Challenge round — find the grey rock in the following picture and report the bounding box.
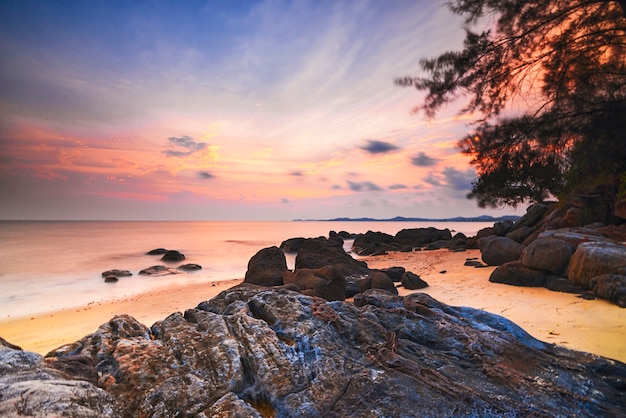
[489,261,549,287]
[32,288,626,417]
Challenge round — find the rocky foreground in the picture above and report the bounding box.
[2,286,626,417]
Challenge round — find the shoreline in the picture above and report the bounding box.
[1,249,625,363]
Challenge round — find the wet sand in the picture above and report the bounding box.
[1,249,625,362]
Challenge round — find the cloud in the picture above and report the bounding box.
[389,184,408,190]
[289,170,304,176]
[281,198,290,203]
[348,180,383,192]
[411,152,437,167]
[198,171,214,179]
[360,140,399,154]
[424,167,475,191]
[442,167,474,191]
[164,135,207,157]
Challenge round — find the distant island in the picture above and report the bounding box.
[293,215,520,222]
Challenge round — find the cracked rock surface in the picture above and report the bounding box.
[3,286,625,417]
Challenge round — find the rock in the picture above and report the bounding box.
[379,266,405,282]
[103,276,118,283]
[590,274,626,308]
[481,237,525,266]
[489,261,549,287]
[146,248,168,255]
[295,237,368,277]
[521,238,573,275]
[567,241,626,289]
[282,266,346,301]
[394,227,452,247]
[244,246,288,287]
[344,273,368,298]
[493,220,514,236]
[358,271,398,295]
[160,250,185,262]
[400,271,429,290]
[505,225,531,243]
[615,198,626,220]
[538,227,616,249]
[0,339,121,416]
[178,263,202,271]
[544,277,585,294]
[101,269,132,277]
[138,265,182,275]
[279,237,307,253]
[37,288,626,416]
[351,231,395,255]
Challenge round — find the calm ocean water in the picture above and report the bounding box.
[0,221,492,319]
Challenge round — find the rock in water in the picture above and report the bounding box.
[34,286,626,417]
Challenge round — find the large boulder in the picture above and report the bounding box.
[244,246,288,287]
[295,237,368,277]
[351,231,395,255]
[279,237,307,253]
[40,287,626,417]
[481,237,525,266]
[521,238,573,275]
[282,266,346,301]
[394,227,453,247]
[489,261,549,287]
[567,241,626,289]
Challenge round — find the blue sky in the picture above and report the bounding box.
[0,0,522,220]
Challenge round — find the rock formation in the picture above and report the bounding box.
[4,287,625,417]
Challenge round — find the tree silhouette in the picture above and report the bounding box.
[398,0,626,210]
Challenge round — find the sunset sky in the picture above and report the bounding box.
[0,0,523,221]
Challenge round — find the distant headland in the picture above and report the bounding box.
[293,215,520,222]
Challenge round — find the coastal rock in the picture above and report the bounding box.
[43,287,626,417]
[282,266,346,301]
[279,237,307,253]
[103,276,118,283]
[358,271,398,295]
[351,231,395,255]
[567,241,626,302]
[160,250,185,262]
[101,269,132,278]
[481,237,524,266]
[505,225,531,243]
[489,261,549,287]
[395,227,452,246]
[521,238,573,275]
[590,274,626,308]
[146,248,168,255]
[178,263,202,271]
[400,271,429,290]
[379,266,405,282]
[244,246,288,287]
[538,228,616,249]
[295,237,368,278]
[138,265,183,276]
[0,339,121,416]
[615,198,626,220]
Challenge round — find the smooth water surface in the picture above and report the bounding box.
[0,220,491,318]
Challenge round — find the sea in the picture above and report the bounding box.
[0,220,492,319]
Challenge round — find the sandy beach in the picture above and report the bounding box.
[1,249,625,363]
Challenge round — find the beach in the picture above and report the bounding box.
[1,249,625,363]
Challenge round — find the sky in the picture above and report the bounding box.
[0,0,523,221]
